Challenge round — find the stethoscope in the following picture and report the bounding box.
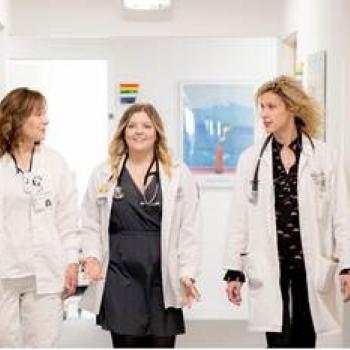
[10,147,43,195]
[249,132,315,204]
[112,154,160,207]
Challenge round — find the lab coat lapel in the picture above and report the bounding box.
[159,162,179,253]
[298,134,313,179]
[101,155,127,215]
[258,138,277,241]
[259,138,274,201]
[99,162,118,256]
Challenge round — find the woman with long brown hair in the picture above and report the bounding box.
[80,103,201,348]
[0,87,80,347]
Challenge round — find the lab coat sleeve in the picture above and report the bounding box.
[56,161,80,265]
[223,152,249,272]
[80,167,103,261]
[178,164,202,280]
[331,151,350,270]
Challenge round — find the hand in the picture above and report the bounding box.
[340,274,350,302]
[226,281,243,306]
[80,257,102,284]
[63,263,79,299]
[180,277,200,308]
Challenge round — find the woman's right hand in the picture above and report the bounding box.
[180,277,200,308]
[80,257,102,284]
[226,281,243,306]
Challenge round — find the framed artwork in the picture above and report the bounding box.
[179,82,255,185]
[306,51,326,140]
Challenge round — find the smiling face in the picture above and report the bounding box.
[258,91,295,135]
[20,104,49,144]
[124,110,157,154]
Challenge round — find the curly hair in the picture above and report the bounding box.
[108,103,173,179]
[0,87,46,156]
[255,75,321,138]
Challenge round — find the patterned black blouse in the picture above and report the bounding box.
[224,134,350,282]
[272,134,304,271]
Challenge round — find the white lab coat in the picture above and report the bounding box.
[80,159,201,314]
[223,135,350,334]
[0,146,80,294]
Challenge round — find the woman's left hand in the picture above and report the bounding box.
[62,263,79,299]
[180,277,200,308]
[340,274,350,302]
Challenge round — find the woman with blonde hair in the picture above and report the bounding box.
[80,103,201,348]
[0,87,80,347]
[224,75,350,347]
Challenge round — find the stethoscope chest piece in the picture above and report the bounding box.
[249,188,258,204]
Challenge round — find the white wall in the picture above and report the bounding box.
[284,0,350,179]
[9,0,286,38]
[107,37,278,153]
[0,0,9,97]
[8,36,279,320]
[0,0,9,27]
[282,0,299,36]
[0,29,7,96]
[8,36,279,148]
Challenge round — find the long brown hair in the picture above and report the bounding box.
[255,75,321,137]
[108,103,173,179]
[0,87,46,156]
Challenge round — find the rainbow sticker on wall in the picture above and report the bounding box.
[119,83,139,104]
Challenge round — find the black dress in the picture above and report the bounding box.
[97,168,185,336]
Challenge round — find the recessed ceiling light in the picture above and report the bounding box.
[123,0,171,11]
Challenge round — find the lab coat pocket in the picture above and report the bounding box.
[315,256,338,294]
[242,254,264,290]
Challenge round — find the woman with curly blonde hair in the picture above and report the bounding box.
[255,74,321,138]
[80,103,201,348]
[0,87,80,347]
[224,75,350,347]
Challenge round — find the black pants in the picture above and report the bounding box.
[266,266,316,348]
[111,333,176,348]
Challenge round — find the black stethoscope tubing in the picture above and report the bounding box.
[112,153,160,200]
[10,148,35,174]
[251,132,315,195]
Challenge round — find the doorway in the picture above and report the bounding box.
[6,59,108,202]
